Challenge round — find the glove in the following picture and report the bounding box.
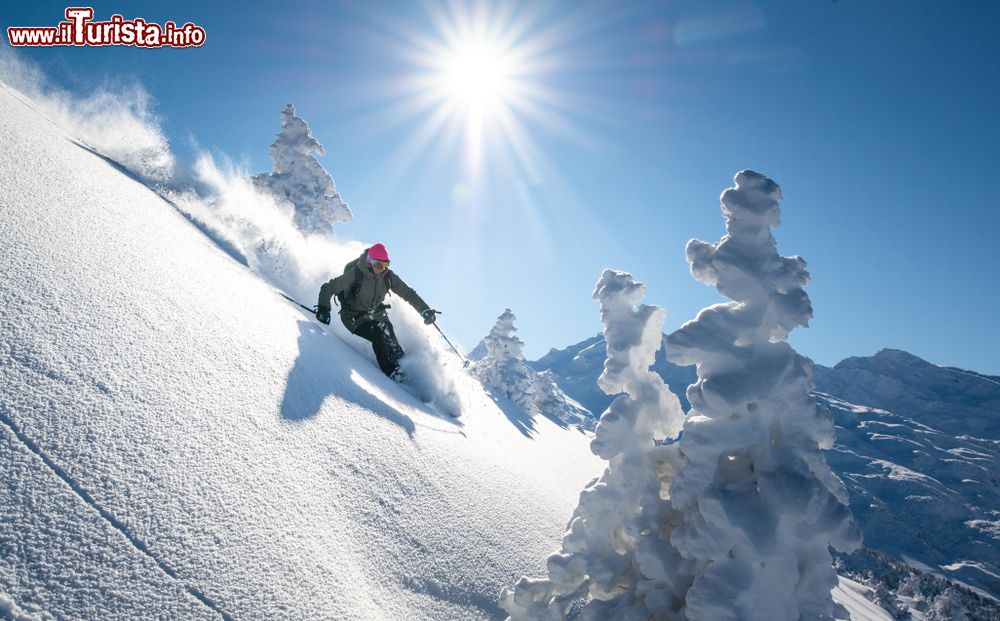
[421,308,437,325]
[315,304,331,325]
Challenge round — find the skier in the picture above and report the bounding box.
[314,243,437,380]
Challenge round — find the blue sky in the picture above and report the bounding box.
[4,1,999,373]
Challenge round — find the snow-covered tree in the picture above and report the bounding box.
[533,370,592,428]
[501,270,688,619]
[663,170,860,620]
[473,310,595,428]
[473,309,536,411]
[253,103,353,235]
[926,587,970,621]
[871,583,910,620]
[502,171,860,621]
[839,549,1000,621]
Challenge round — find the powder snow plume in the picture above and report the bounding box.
[165,122,465,414]
[0,48,174,184]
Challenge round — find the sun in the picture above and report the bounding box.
[423,28,525,175]
[440,39,514,111]
[395,4,546,177]
[363,2,589,186]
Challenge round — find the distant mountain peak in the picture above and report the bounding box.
[874,347,920,359]
[833,348,932,372]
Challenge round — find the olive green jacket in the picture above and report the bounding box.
[318,254,430,333]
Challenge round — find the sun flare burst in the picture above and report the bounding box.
[353,0,606,233]
[368,2,574,184]
[416,16,535,178]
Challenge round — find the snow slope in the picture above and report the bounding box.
[818,391,1000,599]
[832,578,895,621]
[0,82,604,620]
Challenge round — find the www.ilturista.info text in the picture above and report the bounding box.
[7,8,206,48]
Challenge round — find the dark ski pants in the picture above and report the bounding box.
[353,319,404,377]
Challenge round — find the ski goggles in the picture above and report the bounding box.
[367,256,390,271]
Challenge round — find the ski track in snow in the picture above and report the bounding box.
[0,410,233,621]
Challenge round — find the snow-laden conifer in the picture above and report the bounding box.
[663,170,860,620]
[533,370,592,428]
[474,310,598,428]
[253,104,352,235]
[503,171,860,621]
[501,270,688,619]
[472,309,537,411]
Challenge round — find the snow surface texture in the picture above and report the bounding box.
[502,269,689,620]
[253,103,353,235]
[0,81,606,620]
[664,170,860,620]
[472,310,591,430]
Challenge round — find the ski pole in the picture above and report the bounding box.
[278,292,316,314]
[431,319,470,368]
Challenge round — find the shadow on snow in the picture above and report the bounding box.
[280,320,417,437]
[482,389,572,439]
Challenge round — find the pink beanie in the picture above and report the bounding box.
[367,243,390,262]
